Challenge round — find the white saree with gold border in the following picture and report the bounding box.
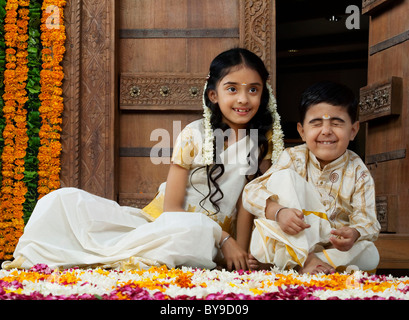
[4,120,262,270]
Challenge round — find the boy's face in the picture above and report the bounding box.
[297,102,359,168]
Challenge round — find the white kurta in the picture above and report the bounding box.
[3,120,257,270]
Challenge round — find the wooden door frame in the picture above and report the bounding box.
[362,0,409,270]
[61,0,276,200]
[61,0,119,199]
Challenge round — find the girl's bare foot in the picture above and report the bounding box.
[248,254,275,271]
[299,253,335,274]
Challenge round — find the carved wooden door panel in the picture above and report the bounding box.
[361,0,409,268]
[117,0,276,207]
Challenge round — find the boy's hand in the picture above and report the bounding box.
[276,208,310,235]
[329,227,360,251]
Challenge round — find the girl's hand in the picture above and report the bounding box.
[276,208,310,235]
[329,227,360,251]
[220,235,250,271]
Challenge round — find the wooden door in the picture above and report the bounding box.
[361,0,409,268]
[117,0,276,207]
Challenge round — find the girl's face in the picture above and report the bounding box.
[208,66,263,133]
[297,102,359,168]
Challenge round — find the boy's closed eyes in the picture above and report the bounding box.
[308,117,346,127]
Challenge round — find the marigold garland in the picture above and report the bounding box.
[0,0,66,259]
[0,0,30,260]
[0,0,7,182]
[37,0,65,199]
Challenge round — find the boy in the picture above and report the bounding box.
[242,81,381,274]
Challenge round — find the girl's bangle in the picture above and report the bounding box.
[219,235,231,249]
[275,207,288,222]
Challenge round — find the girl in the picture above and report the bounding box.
[3,48,284,271]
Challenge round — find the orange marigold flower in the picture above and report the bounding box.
[5,62,17,69]
[4,24,18,32]
[14,149,26,159]
[5,47,16,55]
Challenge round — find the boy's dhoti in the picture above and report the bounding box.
[250,169,379,271]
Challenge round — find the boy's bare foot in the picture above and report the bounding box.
[248,254,275,271]
[299,253,335,274]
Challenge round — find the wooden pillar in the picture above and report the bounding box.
[61,0,118,200]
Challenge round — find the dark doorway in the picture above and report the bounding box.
[276,0,369,157]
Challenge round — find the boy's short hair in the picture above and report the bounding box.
[298,81,358,124]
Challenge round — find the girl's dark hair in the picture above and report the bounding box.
[194,47,274,215]
[299,81,358,124]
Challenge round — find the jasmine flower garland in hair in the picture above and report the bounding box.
[202,80,214,165]
[266,83,285,164]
